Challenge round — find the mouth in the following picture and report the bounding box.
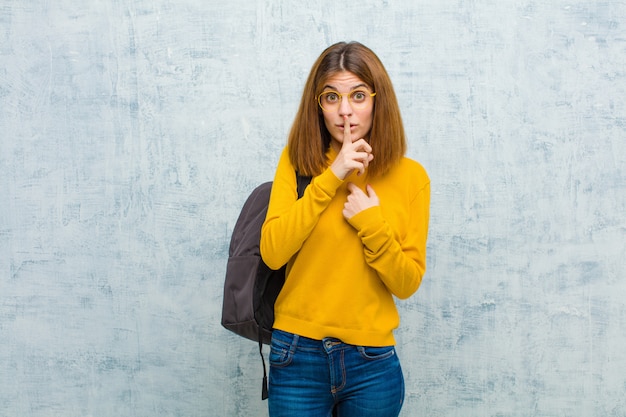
[338,124,357,131]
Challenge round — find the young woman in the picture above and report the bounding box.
[260,41,430,417]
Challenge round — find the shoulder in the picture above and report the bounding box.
[275,146,295,171]
[270,146,298,198]
[398,158,430,205]
[395,157,430,185]
[278,146,290,162]
[375,157,430,202]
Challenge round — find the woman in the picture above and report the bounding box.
[260,41,430,417]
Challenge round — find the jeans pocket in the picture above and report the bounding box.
[357,345,396,361]
[269,332,295,367]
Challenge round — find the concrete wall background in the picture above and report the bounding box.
[1,1,625,416]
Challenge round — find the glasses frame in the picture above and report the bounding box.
[317,89,376,112]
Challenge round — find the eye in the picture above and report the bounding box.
[323,92,340,103]
[351,90,368,103]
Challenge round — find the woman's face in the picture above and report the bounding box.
[319,71,374,151]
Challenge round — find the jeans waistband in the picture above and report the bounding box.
[272,329,346,352]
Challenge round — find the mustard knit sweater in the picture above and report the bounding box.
[260,146,430,346]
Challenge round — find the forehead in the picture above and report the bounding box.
[322,71,369,91]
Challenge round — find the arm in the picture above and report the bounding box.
[260,148,343,269]
[346,181,431,299]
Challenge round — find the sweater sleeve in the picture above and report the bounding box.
[260,147,344,270]
[347,180,431,299]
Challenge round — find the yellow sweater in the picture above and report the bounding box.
[260,146,430,346]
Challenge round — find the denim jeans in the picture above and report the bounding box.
[268,330,405,417]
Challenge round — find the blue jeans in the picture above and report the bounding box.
[268,330,405,417]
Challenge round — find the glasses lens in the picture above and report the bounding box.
[350,90,369,107]
[319,91,339,112]
[318,90,374,112]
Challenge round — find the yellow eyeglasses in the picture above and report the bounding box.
[317,89,376,112]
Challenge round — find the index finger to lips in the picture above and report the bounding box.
[343,116,352,147]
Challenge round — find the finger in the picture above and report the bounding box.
[350,138,372,154]
[357,151,370,176]
[342,115,352,149]
[366,184,379,204]
[347,182,365,197]
[362,151,373,169]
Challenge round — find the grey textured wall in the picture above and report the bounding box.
[1,1,625,416]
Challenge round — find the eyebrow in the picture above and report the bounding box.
[323,83,370,91]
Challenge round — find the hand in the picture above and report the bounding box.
[330,116,374,180]
[343,183,380,220]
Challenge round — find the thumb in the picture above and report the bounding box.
[366,184,379,201]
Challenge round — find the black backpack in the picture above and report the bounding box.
[221,173,310,399]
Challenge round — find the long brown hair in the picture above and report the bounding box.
[287,41,407,178]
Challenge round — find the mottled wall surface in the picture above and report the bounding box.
[1,1,625,416]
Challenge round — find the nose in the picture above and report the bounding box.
[338,95,352,116]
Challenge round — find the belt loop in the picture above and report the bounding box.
[289,333,299,355]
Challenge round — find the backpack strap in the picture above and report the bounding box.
[259,172,311,400]
[260,331,269,399]
[296,173,312,198]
